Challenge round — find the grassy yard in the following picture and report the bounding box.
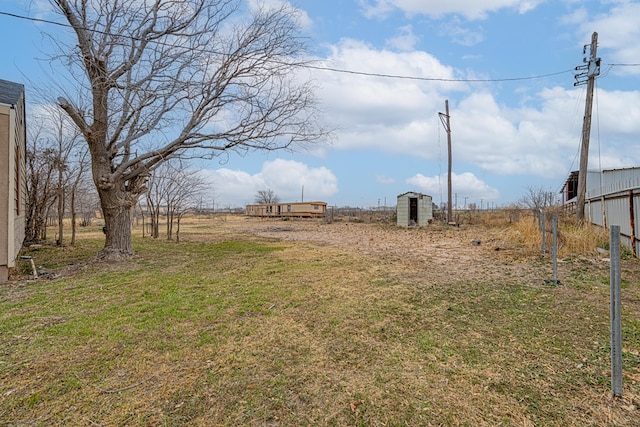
[1,216,639,426]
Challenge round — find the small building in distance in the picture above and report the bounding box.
[0,79,27,281]
[246,201,327,218]
[397,191,433,227]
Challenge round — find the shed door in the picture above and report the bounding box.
[409,197,418,223]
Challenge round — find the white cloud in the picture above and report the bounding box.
[407,172,500,202]
[313,33,640,181]
[359,0,544,20]
[312,38,464,153]
[358,0,395,19]
[199,159,338,207]
[439,17,485,46]
[385,25,419,51]
[574,2,640,76]
[451,87,640,177]
[260,159,339,201]
[248,0,313,29]
[560,7,588,26]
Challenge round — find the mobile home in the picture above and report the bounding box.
[246,201,327,218]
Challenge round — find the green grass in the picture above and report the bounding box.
[1,219,639,426]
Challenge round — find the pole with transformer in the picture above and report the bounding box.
[574,32,600,224]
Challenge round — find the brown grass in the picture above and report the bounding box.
[503,211,611,259]
[1,214,639,426]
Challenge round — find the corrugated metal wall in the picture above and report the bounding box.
[584,168,640,257]
[586,192,638,256]
[586,168,640,199]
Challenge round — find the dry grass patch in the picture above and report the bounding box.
[1,216,639,426]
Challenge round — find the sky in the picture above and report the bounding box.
[1,0,640,210]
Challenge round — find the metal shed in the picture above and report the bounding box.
[397,191,433,227]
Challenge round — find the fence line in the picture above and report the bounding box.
[584,189,639,257]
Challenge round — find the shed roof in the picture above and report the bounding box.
[397,191,431,198]
[0,79,24,106]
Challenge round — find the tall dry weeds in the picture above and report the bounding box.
[504,210,607,258]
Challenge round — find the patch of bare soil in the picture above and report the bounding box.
[228,217,559,286]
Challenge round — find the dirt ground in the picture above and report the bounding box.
[222,216,578,286]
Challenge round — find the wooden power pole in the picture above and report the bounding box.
[439,100,453,223]
[575,32,600,224]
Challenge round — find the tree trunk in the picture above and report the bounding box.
[70,187,77,245]
[176,214,182,243]
[98,189,134,259]
[57,181,64,246]
[140,206,145,239]
[166,208,174,241]
[153,210,160,238]
[42,203,52,241]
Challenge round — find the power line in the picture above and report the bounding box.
[607,63,640,67]
[305,63,573,82]
[0,10,69,28]
[0,9,577,83]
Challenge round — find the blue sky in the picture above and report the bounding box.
[2,0,640,209]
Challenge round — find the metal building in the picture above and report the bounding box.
[396,191,433,227]
[562,167,640,257]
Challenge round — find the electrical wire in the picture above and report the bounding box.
[607,63,640,67]
[556,84,587,195]
[566,86,587,172]
[595,80,603,193]
[0,9,576,84]
[5,9,640,82]
[304,63,573,82]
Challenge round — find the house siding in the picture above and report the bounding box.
[0,79,26,281]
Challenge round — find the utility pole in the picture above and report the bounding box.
[574,32,600,224]
[439,100,453,224]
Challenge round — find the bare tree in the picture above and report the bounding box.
[520,185,558,230]
[26,106,87,246]
[254,189,280,204]
[46,107,83,246]
[520,186,556,212]
[49,0,326,260]
[145,160,208,240]
[171,172,208,243]
[145,166,168,239]
[69,149,91,245]
[25,127,57,243]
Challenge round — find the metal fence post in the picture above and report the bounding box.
[552,216,558,283]
[610,225,623,397]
